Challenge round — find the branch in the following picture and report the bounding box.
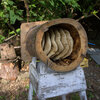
[4,35,16,42]
[4,34,20,42]
[76,12,100,21]
[94,14,100,20]
[76,14,93,21]
[14,46,21,49]
[24,0,30,22]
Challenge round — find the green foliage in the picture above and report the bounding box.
[33,90,36,97]
[0,35,5,44]
[72,93,80,100]
[25,85,29,89]
[0,0,23,43]
[0,0,23,24]
[0,0,99,43]
[0,96,6,100]
[87,91,95,99]
[96,64,100,67]
[29,0,80,21]
[92,10,98,15]
[79,0,99,17]
[9,28,20,35]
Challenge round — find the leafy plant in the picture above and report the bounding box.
[79,0,100,17]
[25,84,29,89]
[0,0,23,24]
[87,91,95,99]
[0,35,5,44]
[0,96,6,100]
[29,0,80,21]
[72,93,80,100]
[0,0,23,43]
[0,0,99,44]
[9,28,20,35]
[33,90,36,97]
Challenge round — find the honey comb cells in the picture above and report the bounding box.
[21,18,88,72]
[42,28,73,61]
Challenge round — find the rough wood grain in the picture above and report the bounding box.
[0,43,16,60]
[21,21,47,61]
[0,62,19,80]
[28,58,87,100]
[21,18,88,72]
[42,34,45,50]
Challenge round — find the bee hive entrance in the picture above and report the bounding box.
[42,24,81,66]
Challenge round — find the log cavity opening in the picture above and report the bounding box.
[41,24,81,66]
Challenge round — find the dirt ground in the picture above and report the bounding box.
[0,55,100,100]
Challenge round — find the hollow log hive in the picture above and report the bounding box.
[42,28,73,61]
[21,18,88,72]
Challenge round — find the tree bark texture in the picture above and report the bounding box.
[21,18,88,72]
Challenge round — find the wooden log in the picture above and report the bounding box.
[21,18,88,72]
[0,61,19,80]
[0,43,16,60]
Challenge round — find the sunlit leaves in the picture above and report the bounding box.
[1,0,23,24]
[0,35,5,44]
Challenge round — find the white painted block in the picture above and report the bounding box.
[29,57,87,100]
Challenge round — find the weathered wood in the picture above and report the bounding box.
[28,57,87,100]
[21,21,47,62]
[0,61,19,80]
[28,82,33,100]
[0,43,16,60]
[62,95,66,100]
[21,18,88,72]
[79,91,87,100]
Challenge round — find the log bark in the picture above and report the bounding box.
[21,18,88,72]
[24,0,30,22]
[0,43,16,60]
[0,61,19,80]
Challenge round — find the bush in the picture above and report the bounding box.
[0,0,99,43]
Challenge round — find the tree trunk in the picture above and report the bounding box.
[21,18,88,72]
[0,43,16,60]
[0,61,19,80]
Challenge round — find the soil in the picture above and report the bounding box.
[84,55,100,100]
[0,71,29,100]
[0,55,100,100]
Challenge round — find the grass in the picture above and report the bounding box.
[96,64,100,67]
[0,96,6,100]
[25,85,29,89]
[87,91,95,99]
[71,93,80,100]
